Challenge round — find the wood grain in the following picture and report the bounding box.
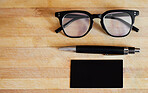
[0,0,148,92]
[0,78,147,89]
[0,89,147,93]
[0,0,148,8]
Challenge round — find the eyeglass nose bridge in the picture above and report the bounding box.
[92,14,102,19]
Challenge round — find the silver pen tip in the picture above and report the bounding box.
[59,46,76,52]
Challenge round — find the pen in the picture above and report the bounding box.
[59,46,140,55]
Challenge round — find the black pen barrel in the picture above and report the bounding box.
[59,46,140,55]
[76,46,130,55]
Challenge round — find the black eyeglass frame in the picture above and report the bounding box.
[55,10,139,38]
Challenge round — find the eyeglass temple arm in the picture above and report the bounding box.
[55,14,139,33]
[95,13,139,32]
[55,15,88,33]
[104,13,139,32]
[105,16,139,32]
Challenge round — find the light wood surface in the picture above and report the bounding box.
[0,0,148,93]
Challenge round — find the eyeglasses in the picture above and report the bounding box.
[55,10,139,38]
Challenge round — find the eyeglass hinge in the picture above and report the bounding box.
[133,11,139,16]
[55,12,60,17]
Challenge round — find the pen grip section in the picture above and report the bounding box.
[76,46,124,54]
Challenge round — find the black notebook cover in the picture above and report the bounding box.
[70,60,123,88]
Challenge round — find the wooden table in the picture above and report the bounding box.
[0,0,148,93]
